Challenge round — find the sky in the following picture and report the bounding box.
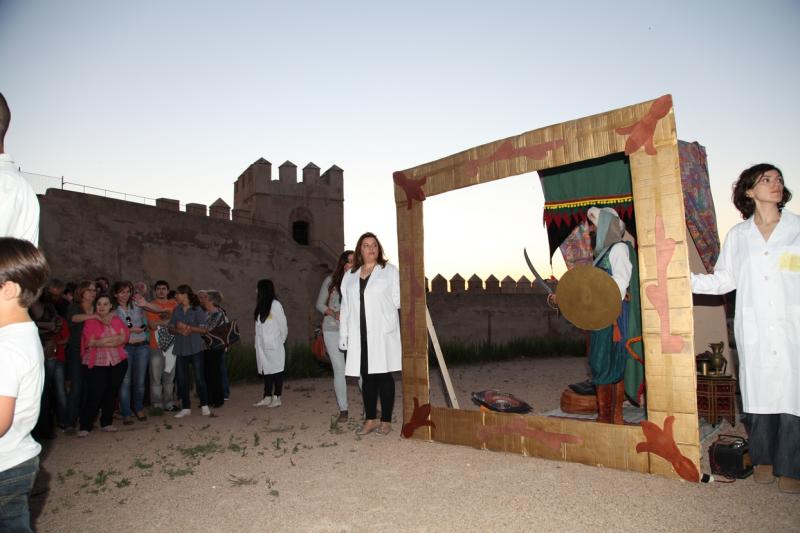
[1,0,798,283]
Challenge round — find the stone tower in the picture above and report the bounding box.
[232,158,344,258]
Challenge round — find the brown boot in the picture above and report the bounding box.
[596,384,613,424]
[778,476,800,494]
[753,464,776,484]
[612,381,625,425]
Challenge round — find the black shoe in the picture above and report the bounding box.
[568,379,596,396]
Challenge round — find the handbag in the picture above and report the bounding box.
[156,325,175,352]
[709,434,753,479]
[204,319,241,350]
[311,327,329,363]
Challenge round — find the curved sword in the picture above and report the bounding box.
[523,248,553,295]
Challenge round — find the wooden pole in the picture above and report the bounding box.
[426,307,459,409]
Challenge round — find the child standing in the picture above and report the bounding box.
[0,237,49,532]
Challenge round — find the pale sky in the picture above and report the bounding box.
[2,1,798,282]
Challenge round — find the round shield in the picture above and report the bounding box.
[556,265,621,331]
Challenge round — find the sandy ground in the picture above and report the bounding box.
[32,358,799,532]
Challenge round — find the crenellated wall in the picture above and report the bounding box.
[233,159,344,258]
[38,189,337,347]
[425,273,583,345]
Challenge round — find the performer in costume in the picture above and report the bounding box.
[585,207,644,424]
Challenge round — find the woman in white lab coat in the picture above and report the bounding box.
[691,163,799,494]
[253,279,288,408]
[339,232,401,436]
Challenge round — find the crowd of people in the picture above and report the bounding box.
[29,277,235,437]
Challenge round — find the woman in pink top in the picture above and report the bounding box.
[77,294,129,437]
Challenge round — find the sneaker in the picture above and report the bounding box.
[338,410,349,422]
[174,409,191,418]
[102,425,118,433]
[253,396,272,407]
[201,405,211,416]
[77,430,89,438]
[753,465,776,484]
[267,396,281,408]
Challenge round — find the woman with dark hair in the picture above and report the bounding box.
[77,294,129,436]
[113,280,149,424]
[253,279,288,407]
[64,280,97,431]
[169,285,210,418]
[316,250,355,421]
[692,163,799,494]
[339,232,401,436]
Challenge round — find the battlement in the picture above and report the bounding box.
[233,158,343,210]
[427,273,556,294]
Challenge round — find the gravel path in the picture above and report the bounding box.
[32,358,798,532]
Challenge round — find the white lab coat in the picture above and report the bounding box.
[339,263,402,376]
[691,211,800,416]
[254,300,288,375]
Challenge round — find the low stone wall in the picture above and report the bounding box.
[426,291,583,345]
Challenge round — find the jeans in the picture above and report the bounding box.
[322,329,348,411]
[0,456,39,533]
[220,351,230,400]
[204,347,225,407]
[65,348,83,428]
[42,359,67,429]
[746,412,800,479]
[149,347,176,409]
[80,360,128,431]
[176,352,208,409]
[119,344,150,416]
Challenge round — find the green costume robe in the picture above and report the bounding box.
[588,241,645,405]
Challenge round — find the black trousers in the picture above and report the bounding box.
[361,372,394,422]
[80,360,128,431]
[204,347,225,407]
[263,371,284,397]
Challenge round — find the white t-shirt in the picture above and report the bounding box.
[0,321,45,472]
[0,153,40,246]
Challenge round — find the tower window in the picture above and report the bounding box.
[292,221,310,245]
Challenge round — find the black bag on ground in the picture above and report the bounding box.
[709,434,753,479]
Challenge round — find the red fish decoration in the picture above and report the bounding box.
[615,94,673,155]
[402,397,435,438]
[393,171,427,210]
[644,215,684,353]
[464,139,565,177]
[636,415,700,482]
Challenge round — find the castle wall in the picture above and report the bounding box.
[233,160,344,258]
[38,189,336,348]
[426,276,583,345]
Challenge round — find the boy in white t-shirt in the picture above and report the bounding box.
[0,237,49,532]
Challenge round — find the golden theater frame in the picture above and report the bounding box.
[393,95,701,481]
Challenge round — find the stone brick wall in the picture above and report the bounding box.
[426,274,583,344]
[38,189,336,347]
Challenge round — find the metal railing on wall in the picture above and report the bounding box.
[21,168,340,262]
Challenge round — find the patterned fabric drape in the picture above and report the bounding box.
[678,141,720,272]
